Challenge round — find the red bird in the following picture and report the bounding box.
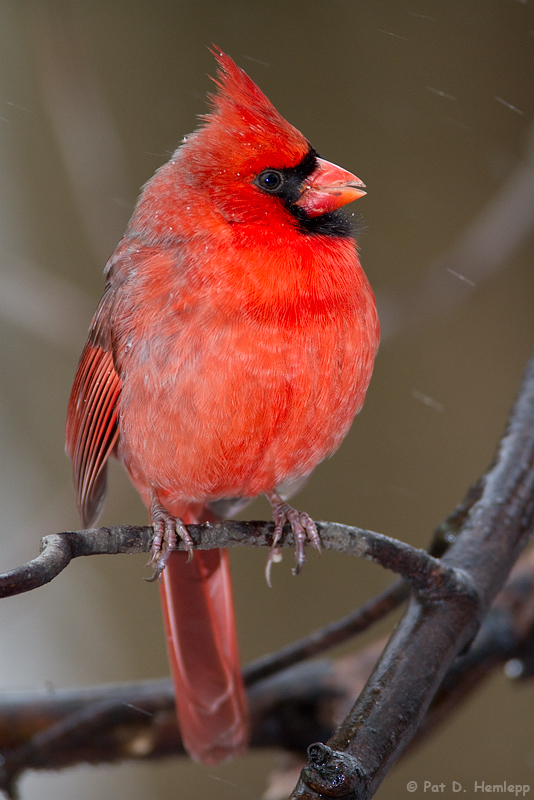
[66,51,379,764]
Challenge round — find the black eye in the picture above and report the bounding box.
[256,170,284,192]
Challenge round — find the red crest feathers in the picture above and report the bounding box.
[201,48,310,169]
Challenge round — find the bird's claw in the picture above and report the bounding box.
[265,541,283,588]
[265,491,321,583]
[147,498,194,581]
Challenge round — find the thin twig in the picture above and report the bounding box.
[244,580,407,685]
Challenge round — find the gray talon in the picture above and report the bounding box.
[266,490,321,581]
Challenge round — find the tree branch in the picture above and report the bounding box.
[291,343,534,800]
[0,520,456,599]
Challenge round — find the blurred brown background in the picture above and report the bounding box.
[1,1,534,798]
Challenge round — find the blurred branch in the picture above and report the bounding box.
[409,547,534,750]
[244,580,407,686]
[0,254,93,352]
[378,122,534,340]
[33,5,132,264]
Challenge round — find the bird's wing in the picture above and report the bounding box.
[66,292,121,527]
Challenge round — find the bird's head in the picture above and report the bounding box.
[180,50,366,236]
[129,50,365,246]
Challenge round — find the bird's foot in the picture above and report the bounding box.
[265,490,321,585]
[147,497,194,581]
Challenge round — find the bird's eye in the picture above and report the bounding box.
[256,170,284,192]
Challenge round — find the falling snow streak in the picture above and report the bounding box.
[495,97,524,115]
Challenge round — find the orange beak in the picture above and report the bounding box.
[296,157,366,217]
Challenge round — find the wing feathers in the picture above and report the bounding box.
[66,341,121,526]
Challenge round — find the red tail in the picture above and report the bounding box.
[159,547,248,763]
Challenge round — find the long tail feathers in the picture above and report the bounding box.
[159,548,249,764]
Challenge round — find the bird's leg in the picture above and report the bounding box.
[147,494,194,581]
[265,490,322,583]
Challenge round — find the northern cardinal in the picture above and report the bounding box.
[66,50,379,764]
